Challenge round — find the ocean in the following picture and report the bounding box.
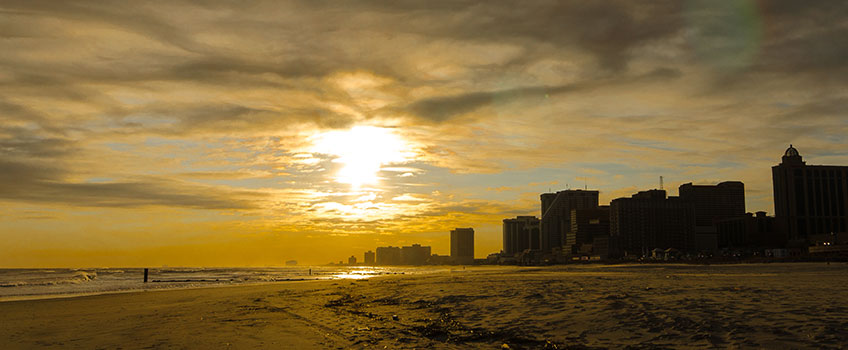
[0,266,445,301]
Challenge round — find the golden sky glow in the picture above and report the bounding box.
[1,1,847,267]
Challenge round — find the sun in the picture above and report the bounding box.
[310,126,411,188]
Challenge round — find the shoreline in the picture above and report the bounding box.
[0,266,485,303]
[0,266,456,303]
[0,278,333,303]
[3,261,844,303]
[2,263,847,348]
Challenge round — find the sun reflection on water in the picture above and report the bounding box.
[333,268,380,280]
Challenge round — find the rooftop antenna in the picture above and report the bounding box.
[660,176,664,190]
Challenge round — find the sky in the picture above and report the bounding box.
[2,0,847,267]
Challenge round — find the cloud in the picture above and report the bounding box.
[339,0,685,72]
[403,84,584,123]
[0,128,78,158]
[1,0,847,266]
[2,0,844,140]
[401,67,685,122]
[0,159,262,209]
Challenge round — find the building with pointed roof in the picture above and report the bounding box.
[772,145,848,248]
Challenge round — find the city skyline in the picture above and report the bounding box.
[3,2,848,349]
[341,145,845,264]
[2,1,848,267]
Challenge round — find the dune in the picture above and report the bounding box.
[2,263,847,349]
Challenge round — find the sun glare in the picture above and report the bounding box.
[310,126,411,188]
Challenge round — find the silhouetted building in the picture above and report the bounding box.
[376,246,401,265]
[593,235,610,259]
[679,181,746,252]
[773,145,848,248]
[348,255,357,265]
[610,189,693,257]
[540,190,599,252]
[401,244,431,265]
[503,216,540,255]
[285,260,297,266]
[363,250,375,265]
[566,206,610,255]
[716,211,777,248]
[451,228,475,264]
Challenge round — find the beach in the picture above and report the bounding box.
[2,263,848,349]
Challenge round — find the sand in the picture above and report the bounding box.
[2,263,848,349]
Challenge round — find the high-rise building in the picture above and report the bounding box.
[610,189,693,257]
[679,181,746,252]
[772,145,848,247]
[363,250,375,265]
[376,246,402,265]
[348,255,357,265]
[566,206,610,255]
[502,216,540,255]
[401,244,431,265]
[539,190,599,252]
[450,228,475,264]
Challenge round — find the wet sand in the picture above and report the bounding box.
[2,263,848,349]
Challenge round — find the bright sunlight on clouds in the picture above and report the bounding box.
[309,126,416,188]
[2,1,848,266]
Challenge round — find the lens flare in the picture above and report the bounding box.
[685,0,763,72]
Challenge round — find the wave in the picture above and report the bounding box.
[0,271,97,288]
[72,271,97,282]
